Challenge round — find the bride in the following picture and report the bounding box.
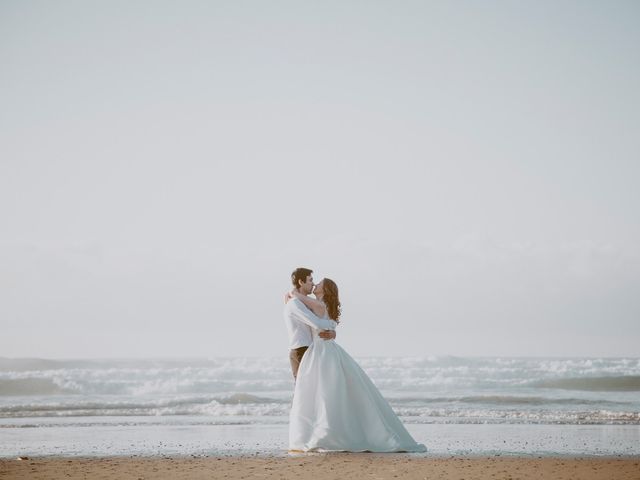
[287,278,426,453]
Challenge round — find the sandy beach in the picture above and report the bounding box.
[2,455,639,480]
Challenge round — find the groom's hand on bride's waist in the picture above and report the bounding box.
[318,330,336,340]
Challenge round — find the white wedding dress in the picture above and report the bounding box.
[289,312,426,453]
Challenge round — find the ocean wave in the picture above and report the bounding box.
[2,357,640,396]
[0,393,289,418]
[1,357,639,426]
[1,393,630,415]
[0,418,276,428]
[1,402,638,426]
[0,373,291,397]
[399,409,640,425]
[531,376,640,391]
[393,395,632,406]
[0,378,75,395]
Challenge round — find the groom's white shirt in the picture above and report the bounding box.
[284,298,336,350]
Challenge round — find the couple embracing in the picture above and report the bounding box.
[284,267,426,453]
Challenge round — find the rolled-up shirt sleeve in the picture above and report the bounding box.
[289,299,336,330]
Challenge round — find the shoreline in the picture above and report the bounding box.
[7,452,640,459]
[3,454,639,480]
[3,422,639,458]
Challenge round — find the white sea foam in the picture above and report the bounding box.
[0,357,638,425]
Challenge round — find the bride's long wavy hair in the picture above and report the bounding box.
[322,278,341,323]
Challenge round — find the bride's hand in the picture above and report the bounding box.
[318,330,336,340]
[284,290,294,303]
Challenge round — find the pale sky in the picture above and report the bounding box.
[1,1,639,358]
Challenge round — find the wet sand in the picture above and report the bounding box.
[2,454,639,480]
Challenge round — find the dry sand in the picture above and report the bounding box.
[1,455,639,480]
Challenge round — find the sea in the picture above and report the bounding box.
[1,356,639,458]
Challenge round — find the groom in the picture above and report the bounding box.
[284,267,336,380]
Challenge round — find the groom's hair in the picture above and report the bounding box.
[291,267,313,288]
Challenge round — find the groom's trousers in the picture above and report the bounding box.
[289,346,308,380]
